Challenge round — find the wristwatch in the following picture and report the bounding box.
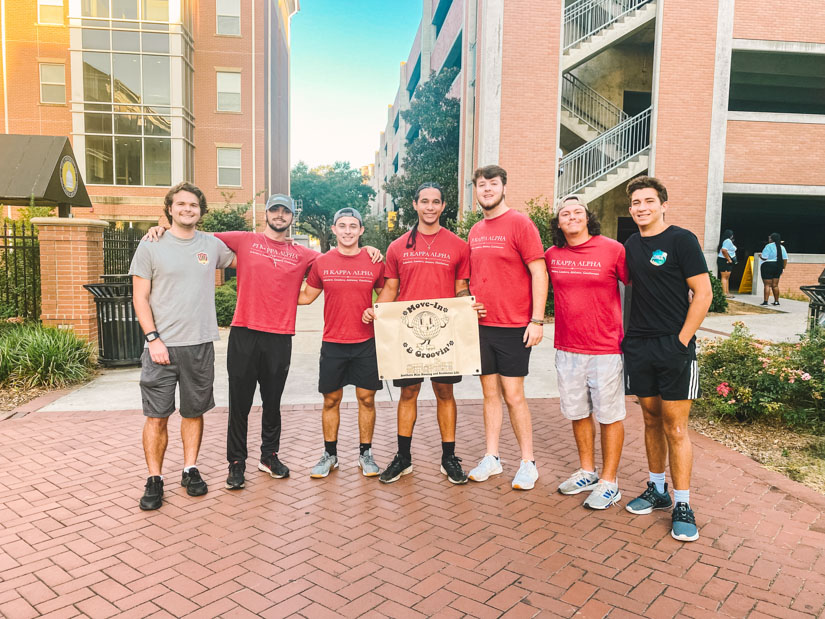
[145,331,160,342]
[530,319,544,326]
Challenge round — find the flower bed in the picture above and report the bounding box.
[696,323,825,431]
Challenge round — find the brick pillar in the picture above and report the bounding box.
[32,218,108,343]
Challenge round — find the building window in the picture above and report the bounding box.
[39,0,64,24]
[217,148,241,186]
[216,71,241,112]
[39,64,66,104]
[80,45,172,185]
[216,0,241,36]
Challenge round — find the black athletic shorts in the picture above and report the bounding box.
[392,375,462,388]
[716,257,732,273]
[760,261,781,281]
[479,325,531,377]
[622,334,700,401]
[318,339,383,393]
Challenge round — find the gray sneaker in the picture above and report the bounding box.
[557,468,599,495]
[310,452,338,478]
[583,480,621,510]
[358,449,380,477]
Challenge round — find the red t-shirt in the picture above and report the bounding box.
[545,235,630,355]
[469,209,545,327]
[216,232,318,335]
[385,228,470,301]
[306,249,385,344]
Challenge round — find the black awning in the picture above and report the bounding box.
[0,135,92,209]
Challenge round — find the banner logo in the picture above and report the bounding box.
[403,307,450,353]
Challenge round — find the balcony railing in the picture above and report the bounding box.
[557,107,651,197]
[561,73,627,134]
[563,0,653,51]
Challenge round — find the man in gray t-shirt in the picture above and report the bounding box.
[129,182,234,511]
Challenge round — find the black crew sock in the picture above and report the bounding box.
[442,442,456,459]
[359,443,371,456]
[397,435,412,459]
[324,441,337,457]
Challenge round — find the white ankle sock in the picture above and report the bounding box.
[649,471,666,494]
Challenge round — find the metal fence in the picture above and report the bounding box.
[563,0,653,50]
[557,107,651,198]
[0,222,40,320]
[103,227,142,275]
[561,73,627,134]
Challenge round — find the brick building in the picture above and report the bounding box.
[373,0,825,292]
[0,0,298,230]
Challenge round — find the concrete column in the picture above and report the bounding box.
[32,217,108,343]
[703,0,735,266]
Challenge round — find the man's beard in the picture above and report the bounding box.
[478,193,504,211]
[268,219,290,233]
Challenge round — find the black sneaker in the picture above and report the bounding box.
[440,455,468,484]
[671,502,700,542]
[139,476,163,510]
[181,467,208,497]
[225,461,245,490]
[379,453,413,484]
[258,453,289,478]
[625,481,673,514]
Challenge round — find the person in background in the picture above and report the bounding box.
[716,229,736,299]
[760,232,788,306]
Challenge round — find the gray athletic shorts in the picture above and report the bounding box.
[139,342,215,418]
[555,350,626,424]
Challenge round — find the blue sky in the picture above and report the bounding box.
[290,0,422,170]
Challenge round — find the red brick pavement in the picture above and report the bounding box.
[1,397,824,618]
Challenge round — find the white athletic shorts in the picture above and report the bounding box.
[555,350,626,424]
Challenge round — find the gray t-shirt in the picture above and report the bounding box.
[129,231,235,347]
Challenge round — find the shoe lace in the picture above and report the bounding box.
[591,480,617,499]
[672,503,695,524]
[638,482,659,502]
[443,455,462,469]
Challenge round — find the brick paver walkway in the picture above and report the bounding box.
[1,398,824,618]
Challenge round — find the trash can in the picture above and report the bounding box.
[83,281,144,366]
[800,283,825,333]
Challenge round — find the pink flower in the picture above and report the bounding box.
[727,399,736,404]
[716,382,731,396]
[789,378,795,383]
[801,373,811,381]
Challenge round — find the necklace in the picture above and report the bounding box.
[419,228,442,251]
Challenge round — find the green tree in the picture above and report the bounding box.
[290,161,375,252]
[383,66,460,230]
[199,191,257,232]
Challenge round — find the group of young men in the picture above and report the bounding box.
[130,166,711,543]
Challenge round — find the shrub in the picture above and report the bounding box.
[709,272,728,313]
[696,323,825,431]
[215,284,237,327]
[360,215,404,255]
[0,323,95,388]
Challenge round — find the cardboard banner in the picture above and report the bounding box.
[374,296,481,381]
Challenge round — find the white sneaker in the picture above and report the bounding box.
[468,454,503,482]
[512,460,538,490]
[583,480,621,510]
[557,468,599,495]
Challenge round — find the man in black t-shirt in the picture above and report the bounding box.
[621,176,711,543]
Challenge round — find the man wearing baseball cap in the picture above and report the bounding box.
[545,195,629,509]
[298,207,385,479]
[143,194,382,491]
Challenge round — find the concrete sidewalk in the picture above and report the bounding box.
[42,291,811,413]
[41,298,559,413]
[699,293,810,342]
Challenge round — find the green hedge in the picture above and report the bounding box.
[0,323,95,388]
[215,279,237,327]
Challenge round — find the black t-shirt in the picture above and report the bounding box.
[625,225,708,337]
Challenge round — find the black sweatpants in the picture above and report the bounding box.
[226,326,292,463]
